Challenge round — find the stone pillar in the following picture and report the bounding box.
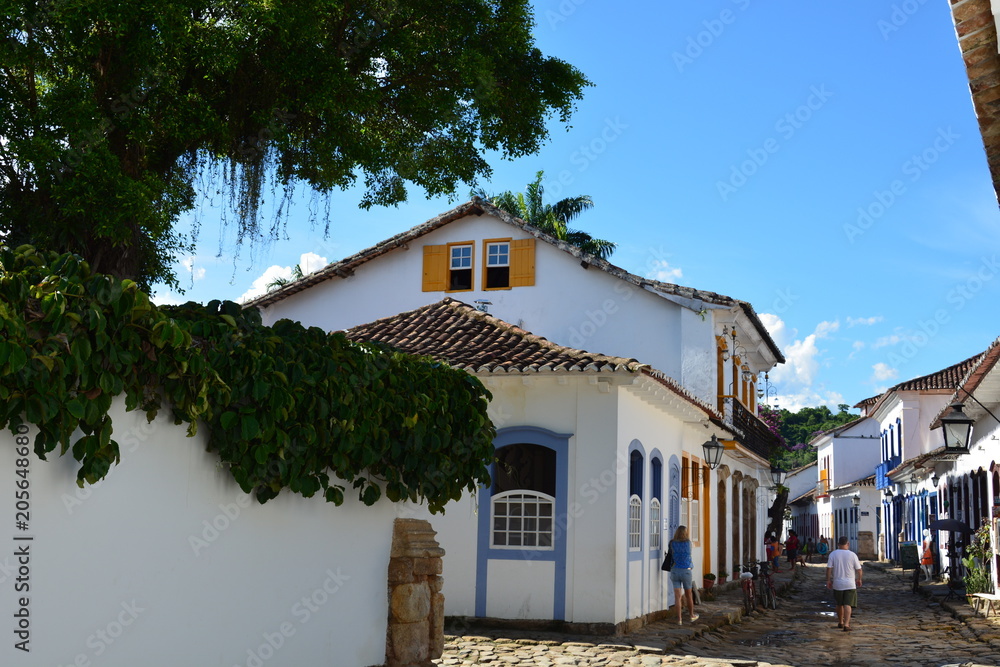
[385,518,445,667]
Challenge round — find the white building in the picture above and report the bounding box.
[925,338,1000,583]
[249,199,786,629]
[810,418,881,558]
[857,350,985,567]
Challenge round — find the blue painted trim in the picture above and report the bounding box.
[475,426,571,620]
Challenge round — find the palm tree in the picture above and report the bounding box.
[266,264,304,292]
[473,171,616,260]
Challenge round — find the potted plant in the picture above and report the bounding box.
[962,522,994,605]
[703,572,717,590]
[718,568,729,584]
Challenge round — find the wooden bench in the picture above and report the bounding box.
[971,593,1000,616]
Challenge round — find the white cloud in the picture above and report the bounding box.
[299,252,327,275]
[759,313,789,349]
[149,290,185,306]
[872,334,903,349]
[645,259,683,282]
[181,256,206,281]
[238,252,328,304]
[847,315,883,327]
[775,387,846,413]
[814,320,839,339]
[852,341,865,351]
[773,333,820,387]
[871,362,898,383]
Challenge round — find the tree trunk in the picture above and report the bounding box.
[766,488,789,539]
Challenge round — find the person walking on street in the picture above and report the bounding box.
[826,535,863,632]
[785,530,800,568]
[668,525,699,625]
[804,537,815,563]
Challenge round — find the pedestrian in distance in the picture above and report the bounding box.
[804,537,815,563]
[817,535,830,561]
[770,535,783,572]
[826,535,863,632]
[668,525,699,625]
[785,530,800,568]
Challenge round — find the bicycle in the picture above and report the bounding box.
[739,564,757,614]
[756,560,778,610]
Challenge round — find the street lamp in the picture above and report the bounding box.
[852,494,861,507]
[940,402,974,454]
[770,466,786,488]
[931,472,940,487]
[884,487,894,499]
[702,435,724,470]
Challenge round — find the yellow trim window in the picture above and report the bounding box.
[483,239,511,290]
[448,243,474,291]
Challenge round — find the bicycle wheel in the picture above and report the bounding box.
[764,582,777,610]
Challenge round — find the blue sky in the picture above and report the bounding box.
[156,1,1000,413]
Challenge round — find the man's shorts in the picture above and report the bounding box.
[833,588,858,607]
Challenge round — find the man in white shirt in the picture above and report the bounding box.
[826,535,863,631]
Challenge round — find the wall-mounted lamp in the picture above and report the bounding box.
[931,472,940,487]
[940,402,974,454]
[884,487,894,499]
[852,494,861,507]
[702,435,724,470]
[770,466,786,488]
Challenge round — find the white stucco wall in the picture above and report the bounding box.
[258,213,709,390]
[0,401,397,667]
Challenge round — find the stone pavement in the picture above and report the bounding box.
[435,558,1000,666]
[436,561,805,666]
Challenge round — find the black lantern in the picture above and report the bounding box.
[702,435,724,470]
[770,466,786,487]
[884,487,894,499]
[931,472,940,487]
[940,402,974,454]
[852,494,860,507]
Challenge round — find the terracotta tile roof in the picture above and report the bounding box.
[949,0,1000,204]
[341,298,722,419]
[853,350,987,411]
[342,298,645,374]
[929,336,1000,429]
[246,197,784,363]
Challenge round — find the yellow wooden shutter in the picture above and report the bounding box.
[509,238,535,287]
[422,245,447,291]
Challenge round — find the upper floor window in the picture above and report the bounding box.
[422,238,536,292]
[484,240,511,289]
[449,244,473,291]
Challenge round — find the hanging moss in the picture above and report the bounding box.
[0,246,495,512]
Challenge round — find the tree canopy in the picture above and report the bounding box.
[0,1,590,291]
[0,246,495,511]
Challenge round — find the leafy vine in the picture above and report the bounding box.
[0,246,495,512]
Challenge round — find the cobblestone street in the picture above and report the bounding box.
[435,562,1000,667]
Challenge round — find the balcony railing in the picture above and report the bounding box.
[726,398,782,460]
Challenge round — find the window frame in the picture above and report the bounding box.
[490,490,556,551]
[482,238,512,291]
[447,241,474,292]
[628,495,643,551]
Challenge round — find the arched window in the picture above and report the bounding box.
[629,496,642,550]
[491,443,556,550]
[649,498,662,551]
[650,458,663,551]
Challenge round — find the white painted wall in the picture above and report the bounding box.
[0,400,397,667]
[827,419,881,489]
[259,213,713,400]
